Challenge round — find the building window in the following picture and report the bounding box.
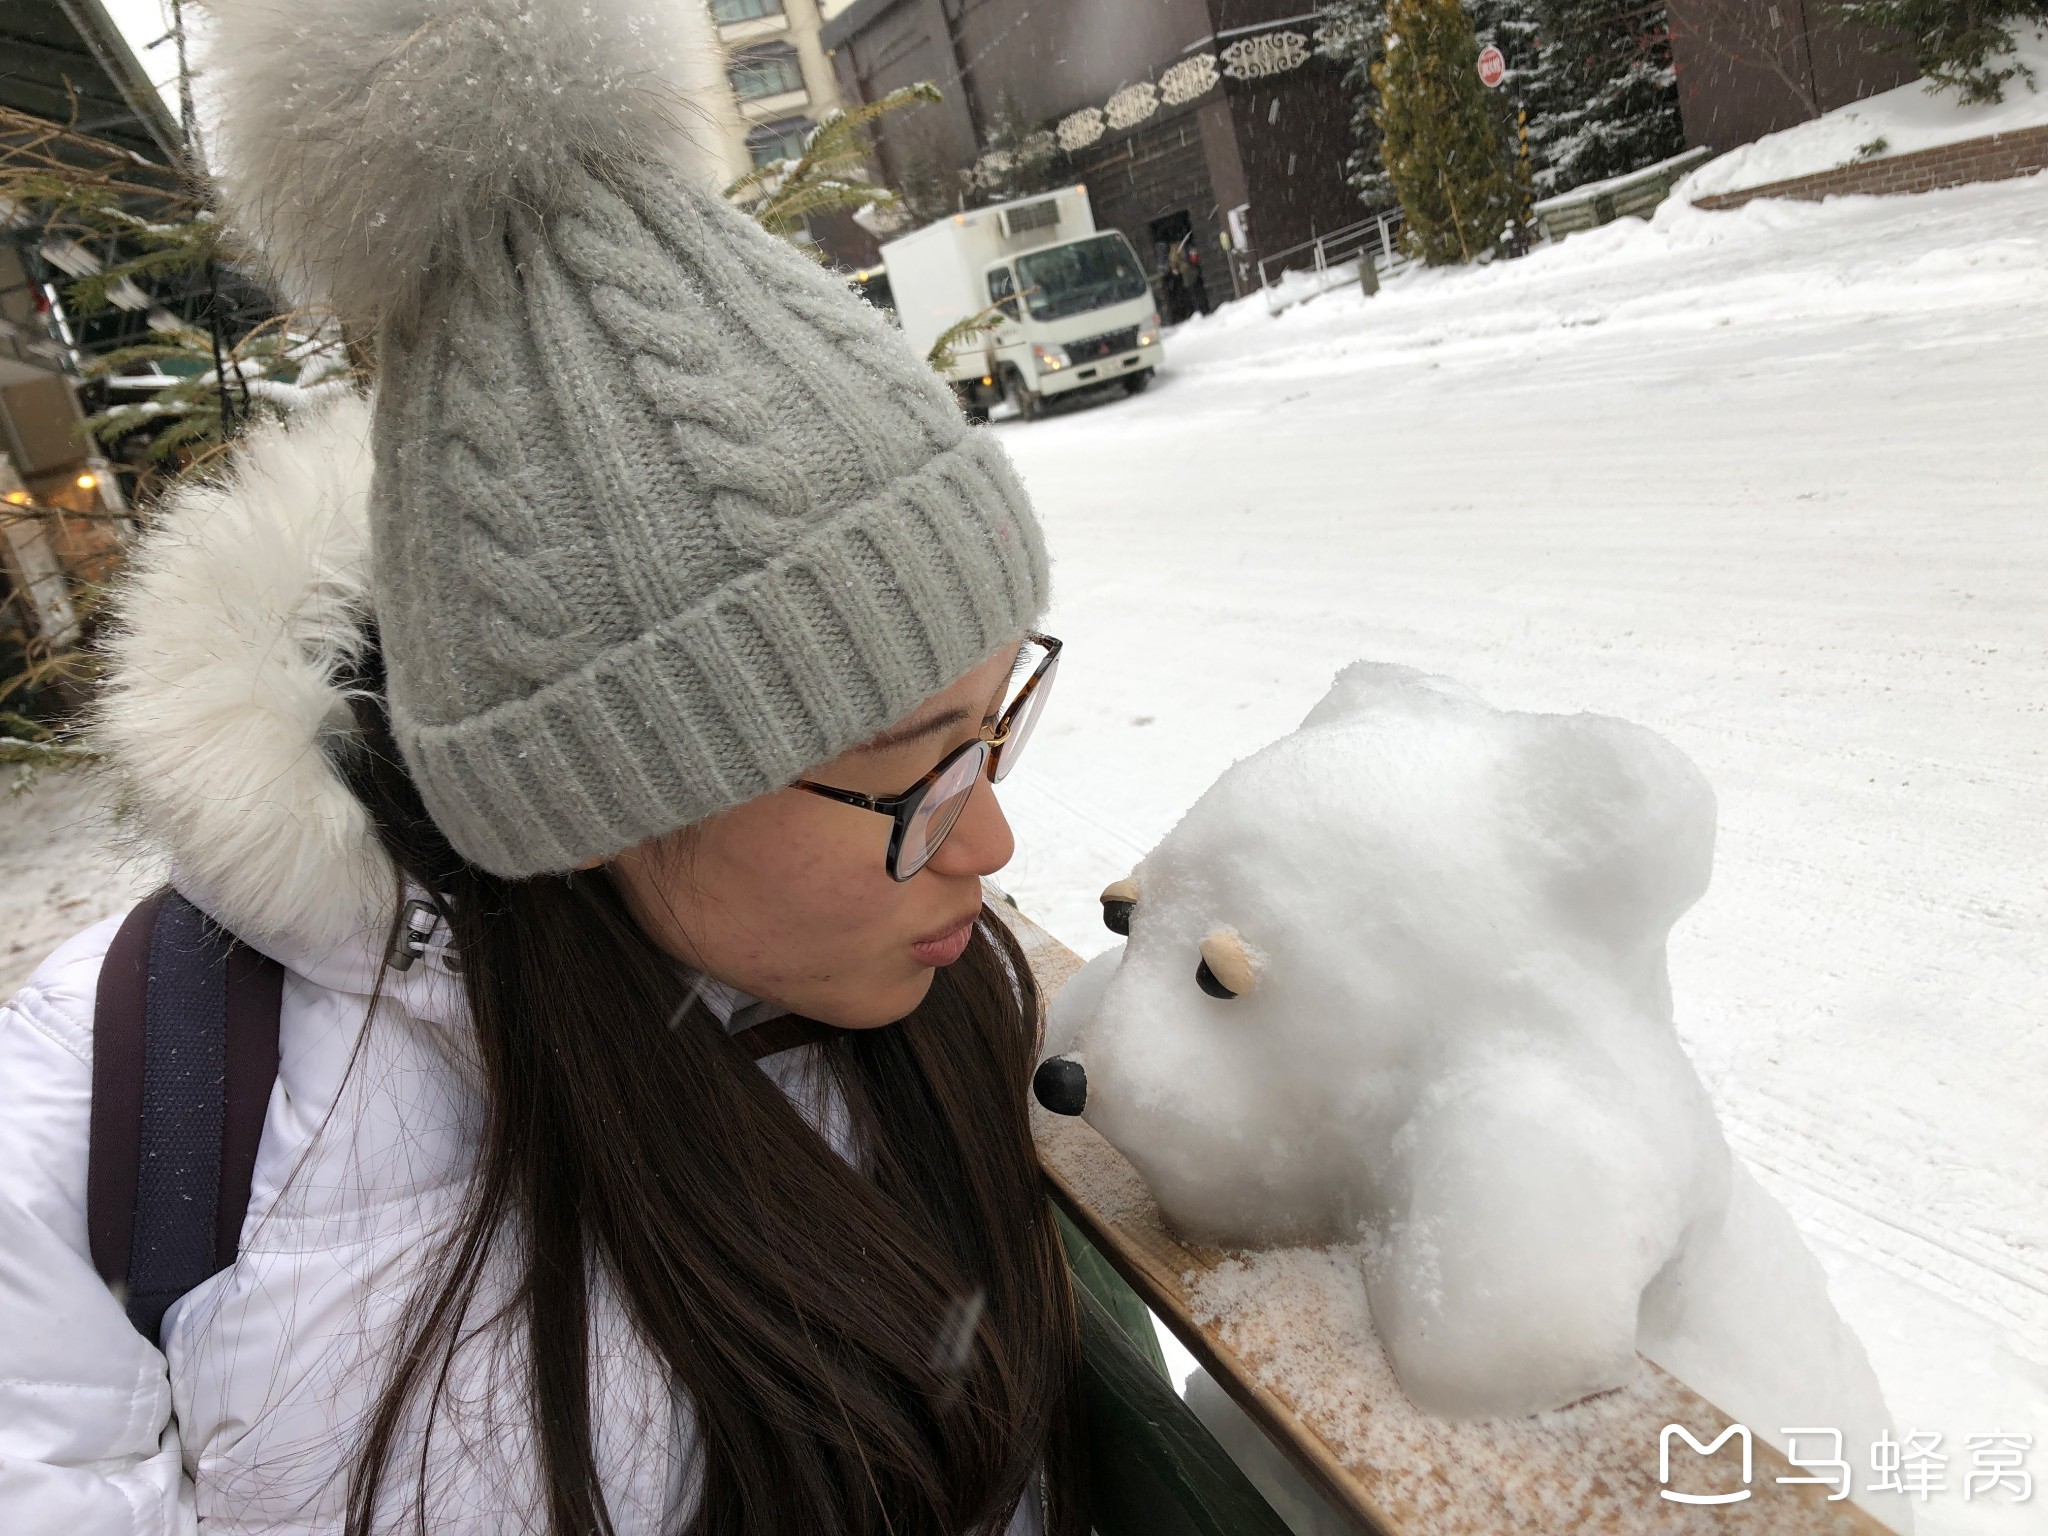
[711,0,784,20]
[747,117,812,167]
[730,43,804,102]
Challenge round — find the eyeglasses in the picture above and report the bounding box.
[794,633,1061,881]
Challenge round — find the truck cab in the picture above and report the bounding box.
[976,231,1159,416]
[881,187,1163,421]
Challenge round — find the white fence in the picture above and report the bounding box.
[1255,213,1409,315]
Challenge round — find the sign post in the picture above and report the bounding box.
[1477,44,1506,89]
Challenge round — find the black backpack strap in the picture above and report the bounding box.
[88,889,284,1347]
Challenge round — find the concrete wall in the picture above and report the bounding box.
[952,0,1211,128]
[827,0,981,176]
[1214,58,1362,264]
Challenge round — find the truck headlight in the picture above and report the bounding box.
[1032,343,1069,372]
[1138,312,1160,347]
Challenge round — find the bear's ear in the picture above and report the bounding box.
[1512,715,1717,951]
[1196,929,1259,999]
[1300,661,1478,731]
[1100,878,1139,936]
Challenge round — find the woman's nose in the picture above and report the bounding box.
[926,777,1014,880]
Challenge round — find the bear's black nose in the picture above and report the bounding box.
[1032,1055,1087,1116]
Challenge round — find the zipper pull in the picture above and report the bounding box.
[385,897,439,972]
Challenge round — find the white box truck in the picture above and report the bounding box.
[879,185,1161,421]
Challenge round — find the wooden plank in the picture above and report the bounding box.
[999,902,1894,1536]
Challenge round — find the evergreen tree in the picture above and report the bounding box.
[1373,0,1528,262]
[1467,0,1545,205]
[1318,0,1397,211]
[1326,0,1685,212]
[1525,0,1685,194]
[1469,0,1545,170]
[1828,1,2048,104]
[1325,0,1533,213]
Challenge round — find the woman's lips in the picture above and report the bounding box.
[910,916,977,968]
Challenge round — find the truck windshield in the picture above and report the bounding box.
[1015,234,1150,322]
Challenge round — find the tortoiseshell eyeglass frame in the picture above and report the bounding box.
[794,633,1062,881]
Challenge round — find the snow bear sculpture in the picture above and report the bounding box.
[1044,663,1903,1522]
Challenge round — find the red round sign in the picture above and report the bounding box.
[1477,45,1506,88]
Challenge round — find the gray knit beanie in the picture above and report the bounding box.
[200,0,1048,878]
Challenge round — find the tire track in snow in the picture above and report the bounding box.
[1723,1090,2048,1356]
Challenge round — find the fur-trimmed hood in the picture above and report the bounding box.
[95,394,396,967]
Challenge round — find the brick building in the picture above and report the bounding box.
[1667,0,1917,154]
[818,0,1365,297]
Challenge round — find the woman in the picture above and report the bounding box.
[0,1,1086,1531]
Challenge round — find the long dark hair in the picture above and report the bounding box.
[335,647,1085,1535]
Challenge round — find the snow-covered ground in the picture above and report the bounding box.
[995,179,2048,1533]
[1684,25,2048,198]
[1,774,152,998]
[5,166,2042,1532]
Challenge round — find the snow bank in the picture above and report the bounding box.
[1260,256,1371,316]
[1148,177,2047,392]
[1683,25,2048,198]
[0,772,154,997]
[1047,663,1907,1527]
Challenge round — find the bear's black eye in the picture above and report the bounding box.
[1194,957,1237,999]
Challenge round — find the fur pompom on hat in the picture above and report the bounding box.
[194,0,1049,879]
[202,0,729,321]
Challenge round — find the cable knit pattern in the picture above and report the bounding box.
[365,160,1049,876]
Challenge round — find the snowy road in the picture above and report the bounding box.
[995,179,2048,1533]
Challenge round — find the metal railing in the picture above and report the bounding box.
[1255,212,1408,314]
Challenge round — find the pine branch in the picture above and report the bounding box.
[726,81,943,243]
[925,301,1010,373]
[0,644,96,709]
[1825,0,2045,104]
[0,712,100,774]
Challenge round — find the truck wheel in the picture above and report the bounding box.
[964,403,991,424]
[1004,372,1042,422]
[1125,369,1153,395]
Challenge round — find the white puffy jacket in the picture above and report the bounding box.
[0,398,1040,1535]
